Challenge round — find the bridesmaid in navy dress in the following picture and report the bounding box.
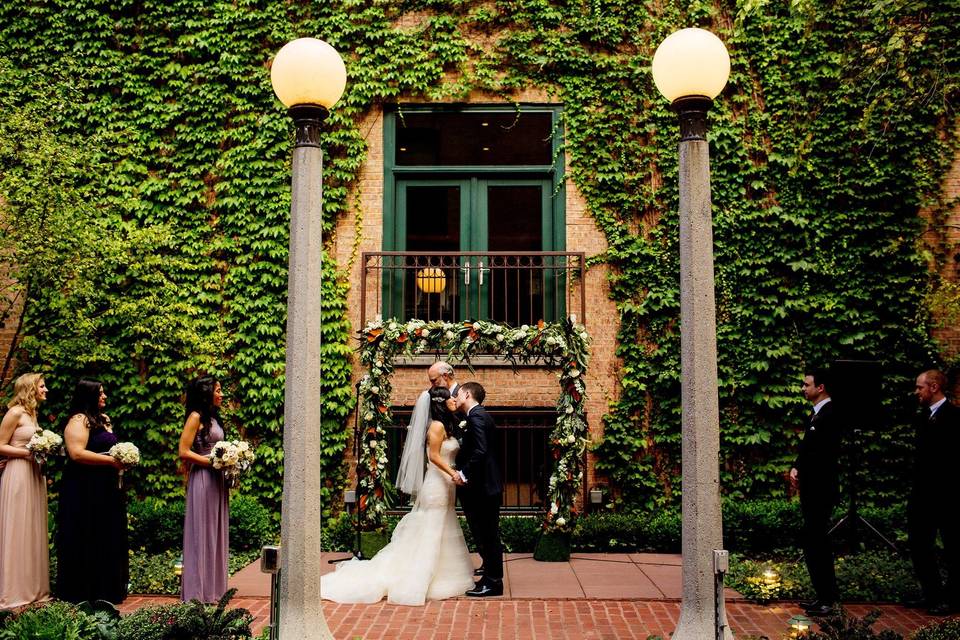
[178,375,229,603]
[56,379,128,603]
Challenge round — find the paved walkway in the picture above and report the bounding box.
[117,552,951,639]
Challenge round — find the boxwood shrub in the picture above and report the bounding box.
[128,495,278,554]
[319,499,908,556]
[913,619,960,640]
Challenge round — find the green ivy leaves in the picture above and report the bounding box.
[2,0,958,519]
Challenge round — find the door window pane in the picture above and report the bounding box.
[487,185,542,252]
[486,185,546,325]
[396,112,553,166]
[402,185,460,321]
[405,186,460,252]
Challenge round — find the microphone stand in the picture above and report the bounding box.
[827,427,899,553]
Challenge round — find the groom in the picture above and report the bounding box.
[454,382,504,597]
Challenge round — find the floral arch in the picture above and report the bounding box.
[355,318,591,538]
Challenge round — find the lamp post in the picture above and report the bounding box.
[651,27,732,640]
[270,36,346,640]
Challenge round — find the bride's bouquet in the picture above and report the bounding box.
[109,442,140,489]
[26,429,63,466]
[209,439,255,488]
[108,442,141,467]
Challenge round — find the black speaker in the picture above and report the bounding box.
[828,359,882,433]
[820,359,899,552]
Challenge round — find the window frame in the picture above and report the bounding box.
[382,103,566,254]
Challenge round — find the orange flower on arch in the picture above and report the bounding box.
[367,328,383,342]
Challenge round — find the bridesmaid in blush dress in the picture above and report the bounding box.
[56,379,128,604]
[0,373,51,609]
[178,375,229,603]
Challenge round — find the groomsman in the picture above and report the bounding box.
[908,369,960,615]
[790,367,842,616]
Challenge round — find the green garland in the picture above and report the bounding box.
[356,318,590,533]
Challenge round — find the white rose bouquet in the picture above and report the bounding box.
[209,439,255,488]
[108,442,141,467]
[26,429,63,466]
[108,442,140,489]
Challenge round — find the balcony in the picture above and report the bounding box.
[360,251,586,328]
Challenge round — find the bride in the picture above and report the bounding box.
[321,386,475,605]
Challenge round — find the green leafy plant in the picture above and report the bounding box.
[803,609,903,640]
[0,0,957,522]
[322,511,357,552]
[116,589,252,640]
[0,600,117,640]
[128,499,186,554]
[728,551,921,604]
[128,495,277,556]
[165,588,253,640]
[117,603,189,640]
[912,619,960,640]
[128,549,183,596]
[126,548,261,596]
[228,495,279,552]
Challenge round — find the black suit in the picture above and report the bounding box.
[456,404,503,581]
[795,399,842,604]
[909,400,960,607]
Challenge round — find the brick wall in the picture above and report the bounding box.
[926,122,960,358]
[331,91,622,508]
[0,278,22,388]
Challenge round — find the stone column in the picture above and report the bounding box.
[279,105,333,639]
[671,96,733,640]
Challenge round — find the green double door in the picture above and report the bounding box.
[389,178,558,324]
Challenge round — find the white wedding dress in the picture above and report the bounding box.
[321,437,475,605]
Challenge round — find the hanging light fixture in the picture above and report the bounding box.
[416,267,446,294]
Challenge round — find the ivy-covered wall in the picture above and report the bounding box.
[1,0,958,515]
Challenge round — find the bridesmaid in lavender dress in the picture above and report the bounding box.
[178,375,229,603]
[0,373,51,609]
[56,379,128,603]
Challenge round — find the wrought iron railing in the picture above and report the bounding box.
[360,252,586,328]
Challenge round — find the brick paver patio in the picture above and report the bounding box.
[117,552,952,639]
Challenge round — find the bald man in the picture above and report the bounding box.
[428,361,459,398]
[909,369,960,615]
